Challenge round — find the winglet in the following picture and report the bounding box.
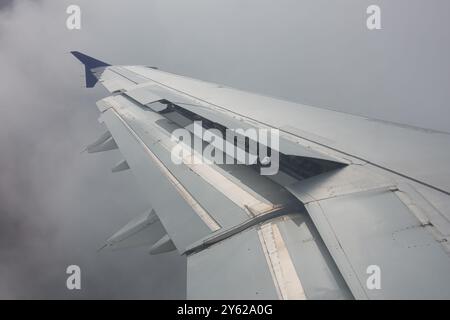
[70,51,110,88]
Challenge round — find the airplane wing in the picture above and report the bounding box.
[71,51,450,299]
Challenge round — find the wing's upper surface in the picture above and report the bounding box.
[72,52,450,299]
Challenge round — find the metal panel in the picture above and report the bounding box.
[302,189,450,299]
[101,78,135,93]
[111,66,150,84]
[187,212,354,300]
[275,214,353,300]
[286,165,395,204]
[187,227,279,299]
[124,87,162,105]
[148,86,200,106]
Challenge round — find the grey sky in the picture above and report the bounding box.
[0,0,15,10]
[0,0,449,299]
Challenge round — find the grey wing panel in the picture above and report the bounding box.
[187,213,352,300]
[97,68,136,93]
[187,226,280,300]
[308,190,450,299]
[286,167,450,299]
[275,214,353,300]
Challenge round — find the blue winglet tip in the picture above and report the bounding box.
[70,51,110,68]
[70,51,110,88]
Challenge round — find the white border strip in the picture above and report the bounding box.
[258,222,306,300]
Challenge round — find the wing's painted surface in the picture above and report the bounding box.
[286,165,450,299]
[72,52,450,299]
